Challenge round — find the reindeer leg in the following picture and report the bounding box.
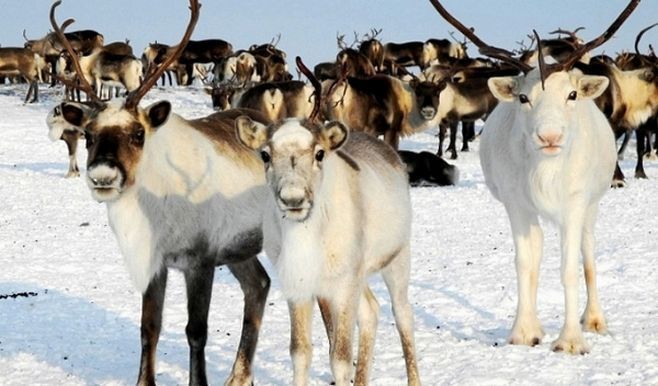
[32,81,39,103]
[137,268,168,386]
[505,204,545,347]
[611,162,625,188]
[448,121,458,160]
[381,245,420,386]
[635,125,648,179]
[354,286,379,386]
[329,284,359,386]
[318,297,334,354]
[552,204,589,354]
[63,132,80,178]
[461,121,475,151]
[224,258,270,386]
[437,124,446,157]
[580,203,608,334]
[289,299,314,386]
[183,265,215,386]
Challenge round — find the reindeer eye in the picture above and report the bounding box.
[315,149,325,162]
[260,151,271,163]
[132,128,145,146]
[518,94,529,104]
[567,91,577,101]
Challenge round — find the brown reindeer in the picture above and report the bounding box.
[0,47,43,103]
[50,1,270,384]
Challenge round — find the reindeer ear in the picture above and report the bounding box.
[488,77,518,102]
[576,75,609,100]
[145,101,171,130]
[320,121,348,150]
[236,115,268,150]
[61,102,91,127]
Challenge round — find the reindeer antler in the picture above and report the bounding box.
[549,27,586,42]
[124,0,201,110]
[428,0,532,72]
[430,0,641,76]
[295,56,322,122]
[634,22,658,60]
[49,1,101,103]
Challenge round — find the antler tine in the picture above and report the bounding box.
[295,56,322,122]
[534,30,548,90]
[635,22,658,58]
[49,1,101,103]
[428,0,532,72]
[336,33,347,50]
[22,29,29,42]
[549,27,585,41]
[557,0,641,71]
[124,0,201,110]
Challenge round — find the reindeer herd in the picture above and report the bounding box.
[0,0,654,384]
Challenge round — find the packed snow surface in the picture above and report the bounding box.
[0,85,656,385]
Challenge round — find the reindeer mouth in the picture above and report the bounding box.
[86,165,125,202]
[539,145,562,155]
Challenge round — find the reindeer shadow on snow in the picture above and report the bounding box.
[0,275,273,384]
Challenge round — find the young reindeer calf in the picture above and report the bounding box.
[236,116,420,385]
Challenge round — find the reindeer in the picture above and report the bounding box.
[46,103,85,177]
[24,28,103,86]
[235,80,314,121]
[322,74,444,149]
[398,150,459,186]
[358,28,385,72]
[431,0,639,354]
[50,1,270,384]
[0,47,44,103]
[235,57,420,386]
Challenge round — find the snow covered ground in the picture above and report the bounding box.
[0,84,657,385]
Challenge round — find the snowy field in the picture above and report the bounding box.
[0,83,657,385]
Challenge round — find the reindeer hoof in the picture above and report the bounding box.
[551,338,590,355]
[611,179,626,188]
[508,323,544,347]
[581,313,608,334]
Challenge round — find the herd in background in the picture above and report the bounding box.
[0,0,656,384]
[1,3,656,187]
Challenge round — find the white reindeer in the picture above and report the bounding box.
[236,117,420,385]
[430,0,639,354]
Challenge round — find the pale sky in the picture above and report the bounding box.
[3,0,657,69]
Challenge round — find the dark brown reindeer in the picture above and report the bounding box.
[0,47,44,103]
[322,72,445,149]
[358,28,385,72]
[51,1,271,385]
[24,28,103,86]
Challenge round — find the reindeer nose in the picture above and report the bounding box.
[279,186,306,208]
[90,175,118,187]
[537,132,563,146]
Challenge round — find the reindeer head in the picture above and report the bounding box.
[236,117,347,222]
[429,0,640,155]
[50,0,199,201]
[489,68,608,156]
[409,77,447,120]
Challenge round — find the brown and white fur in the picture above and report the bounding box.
[46,104,84,177]
[0,47,45,103]
[236,117,420,385]
[58,99,271,385]
[323,75,443,149]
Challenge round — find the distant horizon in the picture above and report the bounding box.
[2,1,656,70]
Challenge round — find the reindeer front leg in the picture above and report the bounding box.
[552,206,589,354]
[289,300,314,386]
[138,269,168,386]
[184,265,215,386]
[328,285,359,386]
[225,258,271,386]
[505,204,544,346]
[62,131,80,178]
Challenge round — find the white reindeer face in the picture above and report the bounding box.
[488,69,608,156]
[236,117,348,222]
[60,99,171,202]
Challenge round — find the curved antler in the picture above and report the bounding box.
[49,0,101,103]
[549,27,586,42]
[554,0,641,72]
[124,0,201,110]
[295,56,322,122]
[428,0,532,72]
[634,22,658,60]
